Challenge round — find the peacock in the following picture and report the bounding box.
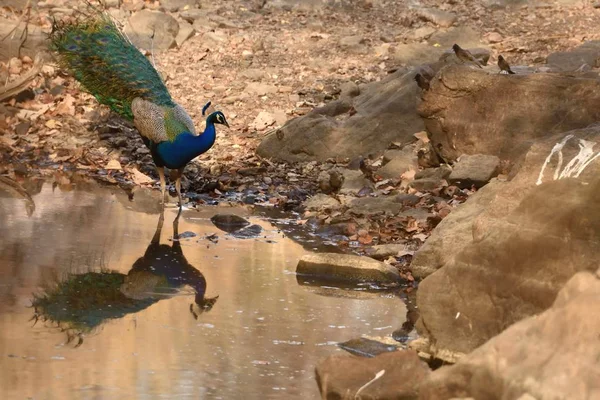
[49,11,229,207]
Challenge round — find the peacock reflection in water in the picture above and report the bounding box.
[30,211,218,346]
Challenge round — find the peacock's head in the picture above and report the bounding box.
[202,101,229,128]
[207,111,230,128]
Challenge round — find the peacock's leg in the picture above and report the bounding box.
[157,166,166,205]
[175,167,185,209]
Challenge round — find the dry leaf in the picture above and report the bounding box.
[55,94,76,116]
[130,168,154,185]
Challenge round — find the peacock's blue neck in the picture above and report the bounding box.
[156,123,216,170]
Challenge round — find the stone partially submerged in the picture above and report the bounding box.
[297,253,399,284]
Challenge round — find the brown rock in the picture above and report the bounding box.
[316,351,430,400]
[297,253,400,284]
[447,154,500,188]
[419,270,600,400]
[415,125,600,356]
[257,68,424,162]
[418,65,600,162]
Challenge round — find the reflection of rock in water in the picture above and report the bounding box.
[31,212,217,344]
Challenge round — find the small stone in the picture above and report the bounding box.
[369,243,408,260]
[448,154,500,189]
[242,50,253,59]
[303,194,341,211]
[339,82,360,98]
[263,176,272,185]
[8,58,22,75]
[486,32,503,43]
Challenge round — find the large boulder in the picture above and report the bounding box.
[419,269,600,400]
[316,351,430,400]
[256,68,425,162]
[415,125,600,357]
[418,65,600,162]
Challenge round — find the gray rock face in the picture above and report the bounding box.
[256,68,424,162]
[448,154,500,188]
[418,65,600,162]
[125,10,179,50]
[316,351,430,400]
[546,41,600,72]
[420,270,600,400]
[415,125,600,356]
[297,253,400,283]
[414,8,457,28]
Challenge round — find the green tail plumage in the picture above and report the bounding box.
[50,12,174,120]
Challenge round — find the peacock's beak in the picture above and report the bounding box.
[224,121,230,129]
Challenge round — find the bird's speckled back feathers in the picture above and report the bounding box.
[50,13,174,121]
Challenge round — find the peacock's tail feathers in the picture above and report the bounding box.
[50,11,174,121]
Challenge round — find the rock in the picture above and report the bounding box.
[414,165,452,180]
[201,30,228,47]
[302,194,341,211]
[229,224,262,239]
[175,20,195,47]
[160,0,198,12]
[408,178,442,192]
[347,196,405,216]
[486,31,503,43]
[317,169,344,194]
[378,145,418,179]
[297,253,400,284]
[412,26,436,40]
[546,41,600,72]
[339,81,360,99]
[339,169,373,195]
[411,180,500,279]
[316,351,430,399]
[338,337,400,358]
[125,10,179,50]
[418,65,600,162]
[257,68,425,162]
[440,47,490,66]
[210,214,250,233]
[0,18,48,62]
[251,111,276,131]
[420,270,600,399]
[339,35,367,53]
[179,8,206,22]
[390,27,484,67]
[415,125,600,356]
[415,8,457,28]
[245,82,278,96]
[369,243,407,260]
[447,154,499,188]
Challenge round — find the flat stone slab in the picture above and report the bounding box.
[296,253,400,284]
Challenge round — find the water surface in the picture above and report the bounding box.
[0,179,405,399]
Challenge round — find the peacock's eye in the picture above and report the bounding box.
[216,114,223,123]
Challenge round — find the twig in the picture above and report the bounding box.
[354,369,385,399]
[0,54,43,102]
[1,0,32,41]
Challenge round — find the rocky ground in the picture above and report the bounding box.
[4,0,600,274]
[3,0,600,398]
